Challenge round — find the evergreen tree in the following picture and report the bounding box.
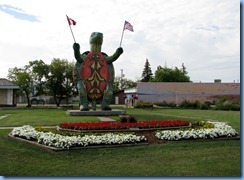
[154,63,190,82]
[141,59,153,82]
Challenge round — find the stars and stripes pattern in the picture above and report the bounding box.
[123,20,134,32]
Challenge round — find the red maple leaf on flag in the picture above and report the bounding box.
[66,15,76,26]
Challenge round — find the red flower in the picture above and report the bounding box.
[59,120,189,130]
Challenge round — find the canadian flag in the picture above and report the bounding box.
[66,15,76,26]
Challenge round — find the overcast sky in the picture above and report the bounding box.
[0,0,240,83]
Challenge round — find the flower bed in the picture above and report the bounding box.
[8,121,239,150]
[155,121,238,141]
[10,125,147,149]
[59,120,190,131]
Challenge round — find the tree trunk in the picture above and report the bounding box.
[57,96,63,107]
[53,94,59,107]
[25,90,32,107]
[53,94,65,107]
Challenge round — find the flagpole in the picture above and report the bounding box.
[69,25,76,43]
[66,15,76,43]
[119,21,125,47]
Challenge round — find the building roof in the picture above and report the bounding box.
[137,82,240,96]
[124,87,137,94]
[0,78,20,89]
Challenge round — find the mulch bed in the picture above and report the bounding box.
[136,131,166,144]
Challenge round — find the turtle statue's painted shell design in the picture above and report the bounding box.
[80,52,110,100]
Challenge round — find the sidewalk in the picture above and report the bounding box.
[0,126,16,129]
[0,114,11,119]
[97,117,116,122]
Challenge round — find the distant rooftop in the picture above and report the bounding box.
[137,82,240,96]
[0,78,20,89]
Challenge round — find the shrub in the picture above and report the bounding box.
[134,101,153,108]
[119,115,128,123]
[197,101,210,110]
[167,102,177,108]
[119,115,137,123]
[215,96,240,111]
[191,120,214,128]
[155,101,168,107]
[155,101,177,108]
[128,116,137,123]
[179,100,196,109]
[179,100,210,110]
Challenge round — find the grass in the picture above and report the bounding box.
[0,108,98,127]
[0,106,241,176]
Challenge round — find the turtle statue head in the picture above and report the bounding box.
[90,32,103,46]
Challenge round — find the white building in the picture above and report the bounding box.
[0,78,20,107]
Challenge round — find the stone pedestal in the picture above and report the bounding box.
[66,109,126,116]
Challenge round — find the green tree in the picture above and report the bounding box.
[141,59,153,82]
[154,63,190,82]
[114,76,137,91]
[45,58,76,107]
[8,67,33,107]
[27,60,49,95]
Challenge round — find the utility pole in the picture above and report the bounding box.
[120,69,125,89]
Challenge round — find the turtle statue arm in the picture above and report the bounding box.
[73,43,86,63]
[106,47,123,63]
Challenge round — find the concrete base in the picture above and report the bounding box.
[67,109,126,116]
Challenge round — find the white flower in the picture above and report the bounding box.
[10,125,38,140]
[155,121,238,141]
[10,126,147,149]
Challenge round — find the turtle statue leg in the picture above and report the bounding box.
[77,80,89,111]
[91,100,97,111]
[101,83,113,111]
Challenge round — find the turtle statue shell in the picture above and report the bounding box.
[80,52,110,100]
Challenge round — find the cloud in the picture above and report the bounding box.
[195,25,236,32]
[0,4,39,22]
[0,0,240,83]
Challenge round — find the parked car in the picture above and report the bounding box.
[30,96,45,105]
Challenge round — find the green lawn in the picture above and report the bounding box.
[0,108,98,127]
[0,106,241,176]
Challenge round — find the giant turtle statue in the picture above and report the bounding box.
[73,32,123,111]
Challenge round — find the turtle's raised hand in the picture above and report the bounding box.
[73,43,80,51]
[116,47,123,55]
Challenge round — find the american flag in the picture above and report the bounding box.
[66,15,76,26]
[124,20,134,32]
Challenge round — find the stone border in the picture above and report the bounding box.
[7,134,148,152]
[67,109,126,116]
